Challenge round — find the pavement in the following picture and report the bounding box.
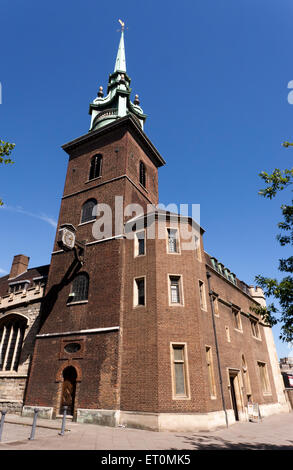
[0,411,292,451]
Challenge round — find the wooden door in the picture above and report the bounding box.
[229,375,239,421]
[60,366,77,416]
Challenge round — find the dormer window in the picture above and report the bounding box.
[9,281,29,294]
[139,161,146,187]
[89,154,102,181]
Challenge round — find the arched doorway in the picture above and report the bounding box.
[59,366,77,416]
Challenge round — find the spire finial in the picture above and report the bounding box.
[118,19,125,32]
[114,20,127,73]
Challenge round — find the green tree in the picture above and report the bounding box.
[0,140,15,206]
[254,144,293,343]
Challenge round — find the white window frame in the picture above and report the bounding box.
[133,276,146,308]
[166,227,180,254]
[170,342,190,400]
[168,275,184,306]
[134,229,146,257]
[257,361,272,395]
[233,308,243,332]
[198,280,207,311]
[205,345,217,399]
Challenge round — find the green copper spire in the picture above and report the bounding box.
[89,20,147,132]
[114,20,126,73]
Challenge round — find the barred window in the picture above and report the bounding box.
[68,273,89,303]
[81,199,97,224]
[170,276,181,304]
[89,154,102,180]
[0,316,26,371]
[171,344,189,397]
[167,229,179,253]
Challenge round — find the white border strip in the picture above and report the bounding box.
[36,326,120,338]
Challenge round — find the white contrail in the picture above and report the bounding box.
[0,204,57,228]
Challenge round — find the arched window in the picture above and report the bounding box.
[139,161,146,187]
[0,315,27,371]
[68,273,89,303]
[81,199,97,224]
[89,154,102,181]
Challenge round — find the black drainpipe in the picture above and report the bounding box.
[206,271,229,428]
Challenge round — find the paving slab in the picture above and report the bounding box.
[0,411,292,451]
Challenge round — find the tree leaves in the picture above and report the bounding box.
[255,156,293,343]
[0,140,15,205]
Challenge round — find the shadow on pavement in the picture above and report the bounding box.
[172,434,293,450]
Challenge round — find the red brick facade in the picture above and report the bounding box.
[23,114,288,430]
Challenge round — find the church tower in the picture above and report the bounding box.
[23,24,165,423]
[23,23,288,429]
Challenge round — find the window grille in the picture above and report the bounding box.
[81,199,97,223]
[89,154,102,180]
[69,273,89,303]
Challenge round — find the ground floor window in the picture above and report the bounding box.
[171,343,189,398]
[0,316,26,371]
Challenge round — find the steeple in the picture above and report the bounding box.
[114,21,126,73]
[89,21,146,132]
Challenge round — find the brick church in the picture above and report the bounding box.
[0,25,289,431]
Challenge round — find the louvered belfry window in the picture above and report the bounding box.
[0,316,26,371]
[139,161,146,187]
[89,154,102,181]
[81,199,97,224]
[69,273,89,303]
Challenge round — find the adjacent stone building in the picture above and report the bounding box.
[0,255,48,413]
[7,27,289,430]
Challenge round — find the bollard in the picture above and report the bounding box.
[28,408,39,440]
[0,410,7,442]
[59,406,68,436]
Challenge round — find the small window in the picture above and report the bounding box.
[206,346,216,398]
[68,273,89,303]
[212,295,219,316]
[250,319,261,339]
[195,236,202,261]
[134,231,145,257]
[81,199,97,224]
[64,343,81,354]
[171,344,189,398]
[225,326,231,342]
[233,309,242,331]
[139,161,146,187]
[89,154,102,180]
[134,277,145,306]
[169,276,182,304]
[257,361,271,394]
[167,228,179,253]
[198,280,207,310]
[242,355,252,399]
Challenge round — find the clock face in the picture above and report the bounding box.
[64,230,75,248]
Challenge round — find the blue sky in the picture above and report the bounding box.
[0,0,292,358]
